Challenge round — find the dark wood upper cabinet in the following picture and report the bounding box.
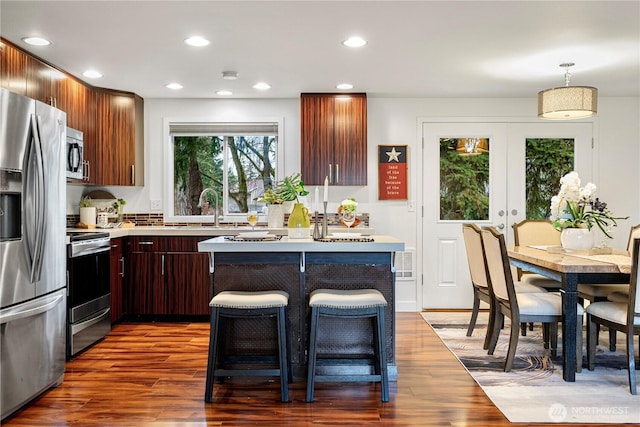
[0,37,143,187]
[94,90,144,186]
[300,93,367,186]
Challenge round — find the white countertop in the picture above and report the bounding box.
[197,235,404,253]
[66,225,375,242]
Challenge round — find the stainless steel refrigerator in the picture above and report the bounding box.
[0,88,67,420]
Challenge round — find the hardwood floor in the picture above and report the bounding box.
[2,313,613,426]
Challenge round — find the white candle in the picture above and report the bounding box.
[323,176,329,202]
[314,186,319,211]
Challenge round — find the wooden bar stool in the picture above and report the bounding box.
[204,290,290,403]
[306,288,388,402]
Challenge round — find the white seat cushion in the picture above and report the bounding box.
[607,291,629,303]
[309,289,387,308]
[516,292,584,317]
[209,290,289,308]
[522,273,561,289]
[515,281,549,293]
[578,284,629,298]
[586,301,640,326]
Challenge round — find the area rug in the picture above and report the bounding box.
[421,311,640,424]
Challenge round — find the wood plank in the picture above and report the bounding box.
[0,313,619,426]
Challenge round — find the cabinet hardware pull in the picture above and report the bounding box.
[328,164,332,184]
[161,254,165,275]
[336,164,339,184]
[131,165,135,185]
[120,256,125,277]
[138,241,154,245]
[111,244,119,249]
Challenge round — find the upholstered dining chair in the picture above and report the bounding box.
[512,219,563,290]
[579,224,640,350]
[480,226,583,372]
[462,223,547,349]
[586,238,640,395]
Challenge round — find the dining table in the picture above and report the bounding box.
[507,245,631,382]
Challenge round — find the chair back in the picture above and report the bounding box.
[480,227,517,305]
[462,223,489,289]
[628,238,640,327]
[512,219,561,279]
[625,224,640,254]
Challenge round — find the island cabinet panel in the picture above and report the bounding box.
[209,250,395,380]
[127,236,211,317]
[300,93,367,186]
[109,237,126,323]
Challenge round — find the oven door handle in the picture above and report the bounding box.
[70,307,111,335]
[70,245,111,258]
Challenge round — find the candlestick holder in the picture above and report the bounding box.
[313,211,321,240]
[322,201,328,238]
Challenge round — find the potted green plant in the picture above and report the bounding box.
[79,196,96,226]
[112,198,126,222]
[273,173,311,237]
[258,189,286,228]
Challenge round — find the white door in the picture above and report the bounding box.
[421,121,593,309]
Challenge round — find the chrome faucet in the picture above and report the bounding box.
[197,188,220,227]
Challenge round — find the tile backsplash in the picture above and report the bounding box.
[66,213,370,228]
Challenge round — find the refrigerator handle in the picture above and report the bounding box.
[0,292,64,325]
[25,114,47,284]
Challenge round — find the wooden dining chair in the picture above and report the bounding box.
[586,238,640,395]
[481,226,583,372]
[462,224,546,349]
[579,224,640,350]
[512,219,563,290]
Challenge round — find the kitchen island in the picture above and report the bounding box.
[198,235,404,380]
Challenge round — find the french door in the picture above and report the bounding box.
[421,121,593,309]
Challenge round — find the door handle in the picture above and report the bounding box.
[497,223,505,230]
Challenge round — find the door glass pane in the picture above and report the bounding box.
[525,138,574,219]
[439,138,490,220]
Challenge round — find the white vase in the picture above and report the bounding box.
[79,206,97,226]
[560,228,595,250]
[266,204,285,228]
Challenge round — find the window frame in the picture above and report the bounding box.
[163,117,285,224]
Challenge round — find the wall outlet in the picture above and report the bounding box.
[408,200,415,212]
[150,199,162,211]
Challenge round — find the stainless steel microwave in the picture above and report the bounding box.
[66,127,83,180]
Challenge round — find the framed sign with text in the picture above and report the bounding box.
[378,145,408,200]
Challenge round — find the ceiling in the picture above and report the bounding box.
[1,1,638,99]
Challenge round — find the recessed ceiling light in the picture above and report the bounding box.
[82,70,103,79]
[342,36,367,48]
[336,83,354,90]
[222,71,238,80]
[184,36,210,47]
[22,37,51,46]
[253,82,271,90]
[166,83,183,90]
[216,90,233,96]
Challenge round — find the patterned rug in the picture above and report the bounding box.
[421,311,640,423]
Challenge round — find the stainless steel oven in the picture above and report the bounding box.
[66,232,111,358]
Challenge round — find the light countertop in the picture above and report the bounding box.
[197,235,404,253]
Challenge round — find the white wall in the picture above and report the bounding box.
[67,96,640,311]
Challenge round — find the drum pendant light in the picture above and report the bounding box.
[538,63,597,120]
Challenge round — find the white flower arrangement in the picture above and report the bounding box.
[550,171,626,238]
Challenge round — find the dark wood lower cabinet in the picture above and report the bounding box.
[127,236,211,317]
[109,237,125,323]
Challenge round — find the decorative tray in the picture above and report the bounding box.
[315,237,374,243]
[225,235,282,242]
